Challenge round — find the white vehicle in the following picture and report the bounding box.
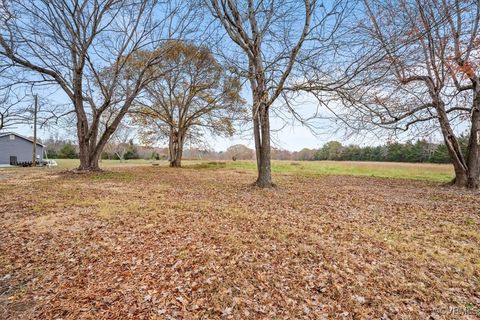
[45,159,58,168]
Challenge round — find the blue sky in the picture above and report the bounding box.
[6,80,446,152]
[1,0,449,152]
[6,78,363,152]
[4,74,447,152]
[6,81,388,152]
[12,114,344,152]
[11,96,433,152]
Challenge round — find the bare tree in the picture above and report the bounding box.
[309,0,480,188]
[205,0,347,187]
[0,0,196,170]
[0,86,27,131]
[132,41,245,167]
[103,122,134,161]
[444,0,480,188]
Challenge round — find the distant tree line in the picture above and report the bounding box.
[295,139,468,164]
[43,136,142,160]
[44,137,467,164]
[214,140,467,164]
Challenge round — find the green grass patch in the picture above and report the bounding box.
[185,161,227,170]
[226,160,454,183]
[49,158,454,183]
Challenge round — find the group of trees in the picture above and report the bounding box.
[1,0,199,170]
[223,140,462,164]
[44,135,141,160]
[297,139,465,164]
[44,138,461,164]
[42,137,78,159]
[1,0,480,189]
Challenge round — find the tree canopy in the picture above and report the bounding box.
[132,41,246,167]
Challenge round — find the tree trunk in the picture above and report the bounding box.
[76,109,101,171]
[169,129,184,168]
[73,75,102,171]
[170,147,183,167]
[436,101,470,187]
[466,90,480,189]
[78,144,92,170]
[435,95,480,189]
[77,140,102,171]
[76,112,109,171]
[254,103,273,188]
[253,105,261,170]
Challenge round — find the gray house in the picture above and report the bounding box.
[0,132,45,165]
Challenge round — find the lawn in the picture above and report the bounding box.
[0,164,478,319]
[226,160,454,183]
[51,159,455,183]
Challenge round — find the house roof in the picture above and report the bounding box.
[0,132,45,147]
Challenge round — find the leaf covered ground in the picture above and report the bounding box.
[0,166,479,319]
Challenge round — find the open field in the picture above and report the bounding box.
[42,159,455,183]
[0,164,478,319]
[227,160,454,183]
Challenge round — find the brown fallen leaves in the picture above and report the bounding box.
[0,167,479,319]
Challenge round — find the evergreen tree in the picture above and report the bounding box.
[58,143,77,159]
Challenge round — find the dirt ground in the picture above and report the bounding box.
[0,167,479,319]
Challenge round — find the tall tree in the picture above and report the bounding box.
[133,41,245,167]
[321,0,480,188]
[0,0,195,170]
[206,0,346,187]
[444,0,480,188]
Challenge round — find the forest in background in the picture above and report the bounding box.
[40,135,466,164]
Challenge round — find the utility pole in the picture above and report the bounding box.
[32,95,38,166]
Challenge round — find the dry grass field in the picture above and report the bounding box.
[50,159,455,182]
[0,163,479,319]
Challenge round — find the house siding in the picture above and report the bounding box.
[0,134,44,164]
